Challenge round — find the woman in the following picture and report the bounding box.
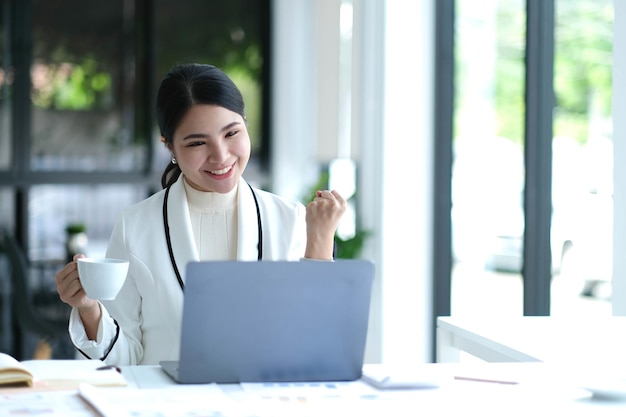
[55,63,346,365]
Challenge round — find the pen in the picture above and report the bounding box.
[96,365,122,373]
[453,375,518,385]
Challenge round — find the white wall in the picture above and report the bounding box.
[270,0,320,202]
[351,0,385,363]
[613,0,626,315]
[272,0,435,363]
[376,0,434,364]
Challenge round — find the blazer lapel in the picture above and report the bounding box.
[237,177,262,261]
[165,176,199,284]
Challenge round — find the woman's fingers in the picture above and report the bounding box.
[303,190,346,259]
[307,189,347,226]
[55,254,90,307]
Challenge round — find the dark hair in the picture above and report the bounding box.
[157,63,246,188]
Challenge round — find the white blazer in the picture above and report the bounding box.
[69,176,307,365]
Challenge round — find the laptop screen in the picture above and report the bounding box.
[165,260,374,383]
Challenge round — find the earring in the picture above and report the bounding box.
[171,155,177,164]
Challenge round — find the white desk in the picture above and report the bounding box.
[116,363,626,415]
[436,315,626,365]
[2,362,626,415]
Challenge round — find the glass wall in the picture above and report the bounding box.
[3,0,269,261]
[451,0,526,317]
[1,0,270,359]
[28,185,149,262]
[550,0,613,312]
[154,0,267,158]
[31,0,144,172]
[451,0,613,317]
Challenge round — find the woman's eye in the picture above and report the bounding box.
[187,141,204,147]
[226,130,238,138]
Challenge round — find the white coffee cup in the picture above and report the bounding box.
[77,258,129,300]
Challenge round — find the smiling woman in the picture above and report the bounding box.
[51,64,346,366]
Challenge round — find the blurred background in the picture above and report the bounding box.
[0,0,619,364]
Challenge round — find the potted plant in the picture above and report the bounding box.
[65,223,88,261]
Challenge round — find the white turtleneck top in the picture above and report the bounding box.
[183,177,238,261]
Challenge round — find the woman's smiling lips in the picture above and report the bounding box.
[206,163,234,177]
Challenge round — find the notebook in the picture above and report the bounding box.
[160,259,374,384]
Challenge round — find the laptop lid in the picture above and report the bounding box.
[161,260,374,384]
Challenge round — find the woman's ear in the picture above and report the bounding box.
[161,136,172,152]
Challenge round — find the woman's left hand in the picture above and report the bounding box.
[304,189,347,259]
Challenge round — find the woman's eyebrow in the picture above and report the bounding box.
[181,121,242,141]
[182,133,209,141]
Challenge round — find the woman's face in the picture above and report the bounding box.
[167,104,250,193]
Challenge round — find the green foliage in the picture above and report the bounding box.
[65,223,86,234]
[459,1,614,146]
[303,171,330,203]
[552,1,613,143]
[226,67,262,151]
[334,229,371,260]
[32,58,112,110]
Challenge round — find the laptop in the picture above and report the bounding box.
[160,259,374,384]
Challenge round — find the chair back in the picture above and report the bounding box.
[0,227,69,342]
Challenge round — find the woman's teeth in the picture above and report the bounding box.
[209,166,232,175]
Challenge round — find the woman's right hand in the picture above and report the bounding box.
[55,254,102,340]
[55,253,97,310]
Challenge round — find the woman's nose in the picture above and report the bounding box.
[207,140,229,163]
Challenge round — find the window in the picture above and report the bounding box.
[0,0,269,359]
[154,0,267,155]
[31,0,143,172]
[451,0,526,317]
[449,0,613,318]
